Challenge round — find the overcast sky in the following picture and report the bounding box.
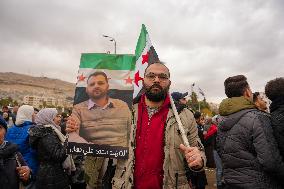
[1,0,283,103]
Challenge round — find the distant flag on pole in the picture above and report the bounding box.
[74,53,135,107]
[133,24,159,98]
[191,83,195,94]
[198,87,205,97]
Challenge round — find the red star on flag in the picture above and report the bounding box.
[124,76,134,85]
[77,73,86,82]
[134,71,143,87]
[142,52,149,64]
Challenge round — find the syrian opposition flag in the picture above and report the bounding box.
[198,87,205,97]
[74,53,135,107]
[133,24,159,98]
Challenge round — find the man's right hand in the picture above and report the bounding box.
[66,116,79,133]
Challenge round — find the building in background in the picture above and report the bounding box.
[23,95,72,108]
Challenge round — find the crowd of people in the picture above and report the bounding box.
[0,62,284,189]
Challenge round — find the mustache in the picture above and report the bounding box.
[149,84,163,90]
[93,88,102,91]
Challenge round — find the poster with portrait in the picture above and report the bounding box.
[67,53,135,159]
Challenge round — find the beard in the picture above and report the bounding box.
[144,83,169,102]
[87,88,107,100]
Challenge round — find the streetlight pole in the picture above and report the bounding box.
[102,35,116,54]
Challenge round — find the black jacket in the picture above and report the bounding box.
[217,97,284,189]
[0,142,28,189]
[29,125,69,189]
[270,97,284,159]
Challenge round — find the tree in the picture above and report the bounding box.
[12,100,19,106]
[57,106,63,113]
[201,107,213,117]
[187,93,214,116]
[188,92,199,111]
[0,97,14,107]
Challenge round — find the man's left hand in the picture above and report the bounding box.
[180,144,203,170]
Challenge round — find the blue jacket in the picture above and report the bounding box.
[5,121,39,175]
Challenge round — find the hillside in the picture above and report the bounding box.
[0,72,75,105]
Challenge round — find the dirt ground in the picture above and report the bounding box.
[205,168,217,189]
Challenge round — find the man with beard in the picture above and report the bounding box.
[111,62,206,189]
[68,71,131,189]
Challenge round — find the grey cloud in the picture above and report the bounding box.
[0,0,283,103]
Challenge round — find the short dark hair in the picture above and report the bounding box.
[224,75,249,98]
[253,92,260,103]
[265,77,284,101]
[87,71,108,83]
[144,62,170,78]
[194,111,202,119]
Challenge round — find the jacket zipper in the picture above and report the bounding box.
[175,172,178,189]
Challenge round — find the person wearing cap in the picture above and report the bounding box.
[0,115,32,189]
[171,91,193,114]
[171,92,188,105]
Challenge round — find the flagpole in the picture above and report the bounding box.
[169,94,190,147]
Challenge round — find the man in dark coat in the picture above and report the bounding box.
[216,75,284,189]
[265,77,284,158]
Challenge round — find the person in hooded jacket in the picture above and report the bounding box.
[216,75,284,189]
[0,115,32,189]
[265,77,284,158]
[5,105,38,189]
[29,108,73,189]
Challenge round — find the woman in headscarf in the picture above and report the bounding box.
[0,115,32,189]
[5,105,38,189]
[29,108,74,189]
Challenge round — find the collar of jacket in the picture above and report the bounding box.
[16,121,34,127]
[0,142,18,159]
[219,96,256,116]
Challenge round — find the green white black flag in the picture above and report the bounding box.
[74,53,135,107]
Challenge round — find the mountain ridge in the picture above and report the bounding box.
[0,72,76,106]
